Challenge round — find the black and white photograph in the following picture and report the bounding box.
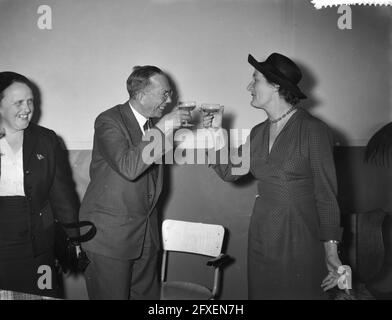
[0,0,391,307]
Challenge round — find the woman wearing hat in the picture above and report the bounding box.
[0,72,80,297]
[208,53,343,299]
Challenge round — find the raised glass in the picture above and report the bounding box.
[178,101,197,127]
[200,103,224,129]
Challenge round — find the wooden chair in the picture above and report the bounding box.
[160,219,230,300]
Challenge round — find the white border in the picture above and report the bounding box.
[311,0,392,9]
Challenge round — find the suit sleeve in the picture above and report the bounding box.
[308,121,342,241]
[48,132,80,237]
[95,113,168,181]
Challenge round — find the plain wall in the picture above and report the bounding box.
[1,0,391,299]
[1,0,390,147]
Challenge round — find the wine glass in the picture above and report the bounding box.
[200,103,223,128]
[178,101,196,127]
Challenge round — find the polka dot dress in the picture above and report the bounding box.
[214,108,342,299]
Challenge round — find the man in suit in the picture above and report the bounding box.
[79,65,190,300]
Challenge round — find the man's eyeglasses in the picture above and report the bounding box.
[161,90,173,100]
[143,88,174,101]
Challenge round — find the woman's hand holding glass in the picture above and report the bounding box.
[202,112,214,128]
[200,104,224,129]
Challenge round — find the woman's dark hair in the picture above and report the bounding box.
[126,65,163,99]
[265,76,301,107]
[0,72,32,100]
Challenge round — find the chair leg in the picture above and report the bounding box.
[212,267,220,298]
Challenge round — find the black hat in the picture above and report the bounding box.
[248,53,307,99]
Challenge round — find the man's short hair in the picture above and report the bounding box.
[126,65,163,99]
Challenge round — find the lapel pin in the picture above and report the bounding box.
[37,154,45,160]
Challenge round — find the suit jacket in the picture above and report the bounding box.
[0,123,80,256]
[79,102,166,260]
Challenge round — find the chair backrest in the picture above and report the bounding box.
[162,219,225,257]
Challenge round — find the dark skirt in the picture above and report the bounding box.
[247,192,328,300]
[0,196,59,297]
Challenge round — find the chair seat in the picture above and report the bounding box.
[161,281,213,300]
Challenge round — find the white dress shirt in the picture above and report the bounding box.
[129,102,149,135]
[0,137,25,196]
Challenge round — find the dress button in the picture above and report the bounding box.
[39,212,42,216]
[25,170,30,175]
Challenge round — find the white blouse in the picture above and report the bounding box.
[0,137,25,196]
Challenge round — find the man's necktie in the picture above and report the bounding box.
[143,118,153,132]
[143,118,158,196]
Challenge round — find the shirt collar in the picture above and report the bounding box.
[129,101,148,134]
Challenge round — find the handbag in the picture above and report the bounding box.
[54,220,96,274]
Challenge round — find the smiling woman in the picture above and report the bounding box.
[0,82,34,136]
[0,72,81,297]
